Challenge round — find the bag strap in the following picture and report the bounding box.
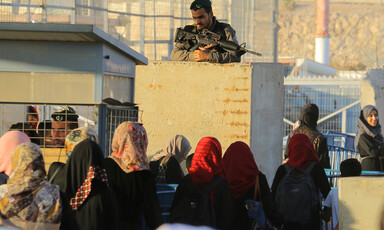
[252,174,264,206]
[303,161,317,174]
[48,167,61,183]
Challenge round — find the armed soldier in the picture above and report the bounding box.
[170,0,242,63]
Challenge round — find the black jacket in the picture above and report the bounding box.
[105,158,163,230]
[231,173,282,229]
[0,172,8,185]
[149,156,184,184]
[170,174,234,230]
[357,133,384,171]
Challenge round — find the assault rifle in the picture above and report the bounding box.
[174,27,262,57]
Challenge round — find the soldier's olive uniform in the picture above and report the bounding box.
[170,17,241,63]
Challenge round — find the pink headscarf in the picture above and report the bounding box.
[0,131,31,176]
[109,122,149,173]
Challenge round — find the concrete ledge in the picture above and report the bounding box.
[339,177,384,230]
[136,61,283,181]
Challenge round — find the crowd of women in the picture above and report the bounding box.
[0,104,383,230]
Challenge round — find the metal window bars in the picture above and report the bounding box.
[0,102,139,169]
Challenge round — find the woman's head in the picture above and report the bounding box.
[8,142,46,189]
[287,133,319,170]
[189,137,224,185]
[110,121,149,173]
[299,103,319,129]
[161,135,191,163]
[362,105,379,127]
[223,141,261,199]
[0,131,31,176]
[0,142,62,223]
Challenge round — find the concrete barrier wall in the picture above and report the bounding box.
[136,61,283,182]
[361,67,384,131]
[339,177,384,230]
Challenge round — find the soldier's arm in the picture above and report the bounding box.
[170,42,195,61]
[209,26,241,63]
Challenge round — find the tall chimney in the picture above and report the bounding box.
[315,0,330,65]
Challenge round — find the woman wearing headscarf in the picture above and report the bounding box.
[0,131,31,185]
[0,142,63,230]
[285,103,331,169]
[170,137,233,230]
[150,135,191,184]
[355,105,384,171]
[223,141,281,229]
[55,139,119,230]
[272,134,330,230]
[104,122,163,230]
[47,127,98,183]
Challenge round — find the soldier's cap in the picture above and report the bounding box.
[190,0,212,10]
[51,106,79,122]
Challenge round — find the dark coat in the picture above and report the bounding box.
[231,173,282,229]
[357,133,384,171]
[105,158,163,230]
[149,156,184,184]
[51,140,120,230]
[0,172,8,185]
[170,174,234,230]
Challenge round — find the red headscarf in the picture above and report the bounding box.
[189,137,225,186]
[223,141,261,199]
[287,133,319,170]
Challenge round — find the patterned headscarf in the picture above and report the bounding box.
[0,131,31,176]
[151,135,192,163]
[0,143,62,223]
[109,122,149,173]
[287,134,320,170]
[65,127,98,161]
[189,137,225,186]
[223,141,261,199]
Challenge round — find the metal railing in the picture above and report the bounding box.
[283,76,361,138]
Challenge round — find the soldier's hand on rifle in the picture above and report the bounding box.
[194,44,213,62]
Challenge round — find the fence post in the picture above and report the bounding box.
[342,109,347,133]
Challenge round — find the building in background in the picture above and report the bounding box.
[0,0,278,62]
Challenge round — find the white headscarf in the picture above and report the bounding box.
[151,135,191,163]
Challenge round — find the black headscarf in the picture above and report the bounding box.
[299,103,319,129]
[355,105,383,150]
[53,139,119,229]
[60,139,108,208]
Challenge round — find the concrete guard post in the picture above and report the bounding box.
[339,177,384,230]
[136,61,284,183]
[361,67,384,133]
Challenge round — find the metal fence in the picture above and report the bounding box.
[0,0,278,62]
[0,102,138,168]
[283,76,361,138]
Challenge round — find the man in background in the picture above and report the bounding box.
[51,106,79,147]
[170,0,242,63]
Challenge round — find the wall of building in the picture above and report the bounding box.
[135,61,283,182]
[339,177,384,230]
